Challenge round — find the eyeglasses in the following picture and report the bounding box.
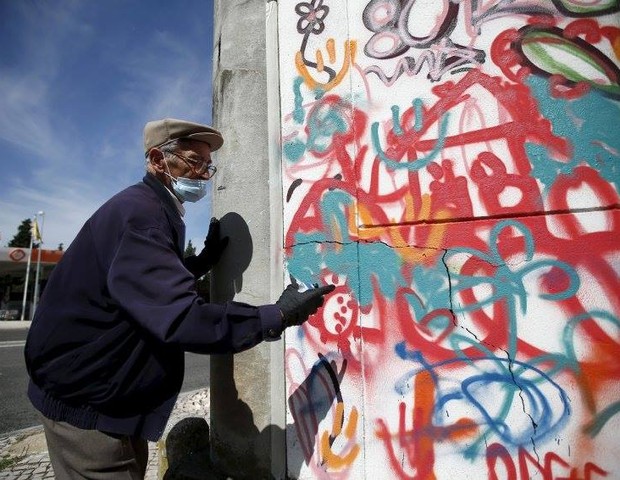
[168,151,217,179]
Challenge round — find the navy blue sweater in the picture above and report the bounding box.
[24,174,282,440]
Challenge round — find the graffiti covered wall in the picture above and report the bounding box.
[277,1,620,478]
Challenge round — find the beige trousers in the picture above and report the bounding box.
[40,415,149,480]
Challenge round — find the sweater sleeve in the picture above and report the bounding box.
[106,226,283,353]
[183,254,206,278]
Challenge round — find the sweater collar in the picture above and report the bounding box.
[143,173,186,255]
[142,173,183,217]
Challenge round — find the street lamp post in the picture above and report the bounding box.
[31,211,45,321]
[20,214,36,321]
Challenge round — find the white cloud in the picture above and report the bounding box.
[0,176,109,249]
[116,30,213,122]
[0,1,94,163]
[0,70,72,161]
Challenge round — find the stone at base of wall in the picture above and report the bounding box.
[163,417,228,480]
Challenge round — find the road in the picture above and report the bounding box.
[0,324,210,435]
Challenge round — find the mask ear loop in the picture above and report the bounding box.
[163,157,177,184]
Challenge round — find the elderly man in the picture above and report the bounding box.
[24,118,334,479]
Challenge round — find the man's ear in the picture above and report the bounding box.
[147,148,166,173]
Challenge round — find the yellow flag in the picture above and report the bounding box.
[32,218,42,243]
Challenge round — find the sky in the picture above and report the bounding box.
[0,0,215,251]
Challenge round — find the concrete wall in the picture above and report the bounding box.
[277,1,620,479]
[210,0,283,478]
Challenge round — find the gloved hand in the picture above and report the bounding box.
[276,278,335,328]
[199,217,229,266]
[186,218,229,277]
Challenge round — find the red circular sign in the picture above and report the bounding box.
[9,249,26,262]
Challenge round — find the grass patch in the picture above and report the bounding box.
[0,455,24,471]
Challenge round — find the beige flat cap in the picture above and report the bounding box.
[144,118,224,154]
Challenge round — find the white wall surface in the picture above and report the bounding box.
[276,1,620,478]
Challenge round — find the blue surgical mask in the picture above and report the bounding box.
[164,160,210,203]
[171,176,209,203]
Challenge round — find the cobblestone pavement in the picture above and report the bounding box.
[0,389,210,480]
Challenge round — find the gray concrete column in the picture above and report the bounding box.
[210,0,284,478]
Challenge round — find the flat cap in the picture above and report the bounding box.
[144,118,224,153]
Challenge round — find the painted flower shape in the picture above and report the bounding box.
[295,0,329,35]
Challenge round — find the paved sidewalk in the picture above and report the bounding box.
[0,389,210,479]
[0,321,31,330]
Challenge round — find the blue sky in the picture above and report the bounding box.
[0,0,215,250]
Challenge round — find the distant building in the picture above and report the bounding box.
[0,247,63,317]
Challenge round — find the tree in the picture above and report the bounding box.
[183,239,210,301]
[8,218,35,248]
[184,239,196,257]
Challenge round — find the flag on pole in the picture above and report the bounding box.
[32,218,42,243]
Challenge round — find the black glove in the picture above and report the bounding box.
[186,218,229,277]
[199,217,229,267]
[276,278,336,328]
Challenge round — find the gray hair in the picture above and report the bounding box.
[160,138,198,156]
[144,138,194,160]
[145,138,199,170]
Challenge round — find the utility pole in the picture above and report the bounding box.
[20,215,36,321]
[32,211,45,320]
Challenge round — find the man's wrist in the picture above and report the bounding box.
[259,304,284,340]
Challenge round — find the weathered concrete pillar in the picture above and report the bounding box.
[210,0,284,478]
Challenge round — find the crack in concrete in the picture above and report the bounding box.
[440,249,491,349]
[501,347,540,464]
[287,238,449,251]
[441,249,459,329]
[288,239,354,248]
